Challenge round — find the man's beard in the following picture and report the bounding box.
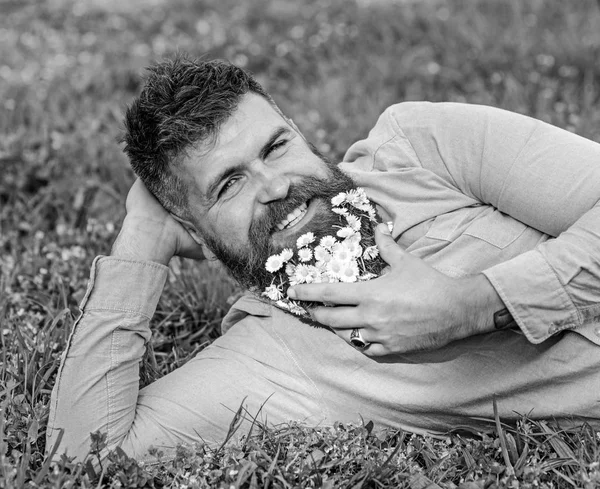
[202,151,358,292]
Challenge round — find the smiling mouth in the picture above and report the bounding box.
[275,201,309,231]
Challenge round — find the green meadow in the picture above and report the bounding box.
[1,0,599,486]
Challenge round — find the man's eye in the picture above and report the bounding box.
[220,176,240,196]
[265,140,287,157]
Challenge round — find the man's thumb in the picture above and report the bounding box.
[375,223,404,266]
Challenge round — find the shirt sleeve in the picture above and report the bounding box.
[46,256,168,460]
[371,102,600,344]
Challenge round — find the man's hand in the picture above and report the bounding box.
[288,224,505,356]
[111,179,204,265]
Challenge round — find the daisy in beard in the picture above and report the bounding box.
[314,245,332,263]
[338,260,360,283]
[261,187,387,318]
[319,236,337,249]
[298,248,313,262]
[296,232,315,248]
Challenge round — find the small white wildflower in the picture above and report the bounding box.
[314,245,332,263]
[265,254,284,273]
[276,300,290,310]
[306,265,322,283]
[285,262,296,276]
[367,207,377,222]
[298,247,313,262]
[359,272,377,281]
[336,227,356,239]
[263,284,283,301]
[342,240,362,258]
[331,193,346,206]
[363,245,379,260]
[345,214,361,232]
[344,232,361,245]
[289,302,308,315]
[296,232,315,248]
[333,246,352,262]
[332,207,349,216]
[338,260,360,283]
[327,259,344,278]
[320,235,337,249]
[345,189,363,205]
[294,264,312,283]
[280,248,294,262]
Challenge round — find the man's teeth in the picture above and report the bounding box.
[276,202,308,231]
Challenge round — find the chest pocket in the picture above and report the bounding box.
[463,210,527,249]
[425,208,527,249]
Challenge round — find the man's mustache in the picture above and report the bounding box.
[249,176,342,238]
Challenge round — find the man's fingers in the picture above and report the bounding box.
[310,305,364,329]
[375,223,406,267]
[335,328,391,357]
[288,282,363,305]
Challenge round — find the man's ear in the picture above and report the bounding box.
[170,213,218,262]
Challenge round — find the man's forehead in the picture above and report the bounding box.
[179,94,291,203]
[192,94,286,161]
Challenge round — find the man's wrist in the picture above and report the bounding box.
[455,274,506,336]
[111,216,176,266]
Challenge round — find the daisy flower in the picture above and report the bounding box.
[294,264,313,284]
[263,284,283,301]
[345,189,362,206]
[332,246,353,263]
[280,248,294,262]
[289,302,308,315]
[327,259,344,279]
[345,214,361,232]
[363,245,379,260]
[332,207,349,216]
[344,233,361,245]
[285,262,296,276]
[265,255,284,273]
[359,272,378,281]
[336,227,356,239]
[341,239,362,258]
[314,245,332,263]
[331,193,346,206]
[338,260,360,283]
[319,235,337,249]
[296,232,315,248]
[298,248,313,262]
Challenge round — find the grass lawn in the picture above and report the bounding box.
[1,0,600,486]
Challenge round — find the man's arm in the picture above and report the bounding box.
[290,102,600,353]
[46,180,204,460]
[383,102,600,344]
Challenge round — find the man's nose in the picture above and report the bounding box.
[256,169,290,203]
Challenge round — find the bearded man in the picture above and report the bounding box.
[47,57,600,461]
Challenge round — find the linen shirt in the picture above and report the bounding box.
[47,102,600,461]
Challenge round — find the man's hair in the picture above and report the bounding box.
[123,55,273,218]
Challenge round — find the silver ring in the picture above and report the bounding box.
[350,328,369,349]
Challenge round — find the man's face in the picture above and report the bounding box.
[179,93,355,290]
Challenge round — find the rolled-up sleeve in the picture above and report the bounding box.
[384,102,600,344]
[46,256,168,460]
